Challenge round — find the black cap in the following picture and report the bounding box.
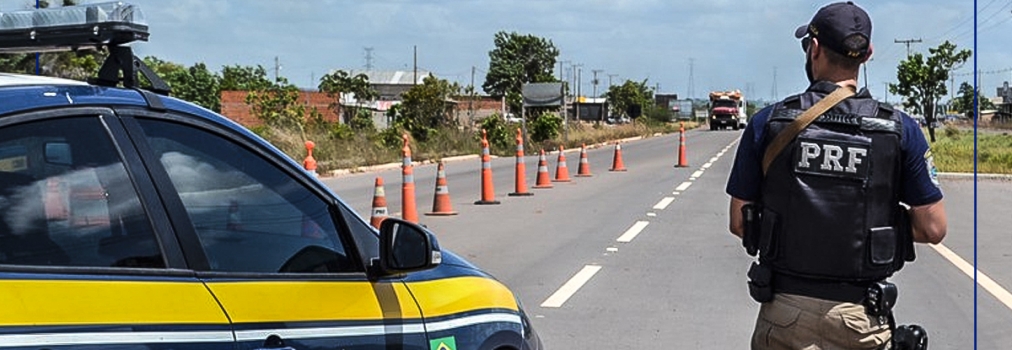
[794,1,871,59]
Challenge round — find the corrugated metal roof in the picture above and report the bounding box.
[346,70,433,85]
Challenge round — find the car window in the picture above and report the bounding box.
[135,118,358,273]
[0,117,163,268]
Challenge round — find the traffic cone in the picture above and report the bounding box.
[475,130,501,205]
[401,134,419,222]
[370,177,389,229]
[575,143,593,177]
[426,161,458,216]
[533,149,554,189]
[610,143,628,172]
[675,122,688,168]
[303,140,318,177]
[553,145,572,182]
[509,128,534,196]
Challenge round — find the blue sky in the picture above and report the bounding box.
[3,0,1009,103]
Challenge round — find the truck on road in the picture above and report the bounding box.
[708,90,747,130]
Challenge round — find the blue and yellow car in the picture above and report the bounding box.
[0,3,541,349]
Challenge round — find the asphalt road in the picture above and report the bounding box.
[320,128,1010,349]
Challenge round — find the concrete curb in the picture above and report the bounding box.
[938,172,1012,180]
[325,154,483,178]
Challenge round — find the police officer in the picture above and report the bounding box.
[725,2,947,349]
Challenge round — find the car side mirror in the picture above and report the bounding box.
[376,218,441,276]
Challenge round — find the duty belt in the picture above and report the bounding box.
[772,273,873,303]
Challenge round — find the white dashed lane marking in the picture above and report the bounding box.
[616,221,650,243]
[930,244,1012,311]
[541,265,603,308]
[675,182,692,192]
[653,197,675,210]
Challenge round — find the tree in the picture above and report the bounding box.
[318,70,379,128]
[221,65,274,91]
[605,79,654,119]
[889,41,971,141]
[143,57,221,111]
[395,74,461,141]
[482,31,559,115]
[246,77,309,141]
[949,82,995,119]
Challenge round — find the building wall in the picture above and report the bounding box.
[453,96,504,126]
[220,90,341,128]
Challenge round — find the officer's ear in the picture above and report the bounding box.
[862,44,874,63]
[810,37,823,60]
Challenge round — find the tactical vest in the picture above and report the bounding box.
[758,91,904,282]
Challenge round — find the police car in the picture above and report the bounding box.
[0,3,540,349]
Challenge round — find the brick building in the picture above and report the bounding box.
[220,90,341,128]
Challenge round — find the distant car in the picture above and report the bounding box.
[505,113,523,123]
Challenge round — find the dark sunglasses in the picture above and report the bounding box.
[801,36,812,52]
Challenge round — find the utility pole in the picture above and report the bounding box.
[274,56,281,82]
[882,82,890,103]
[592,69,603,97]
[575,65,583,121]
[470,66,476,120]
[894,38,922,57]
[413,45,418,85]
[608,74,618,88]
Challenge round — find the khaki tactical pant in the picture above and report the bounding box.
[752,293,891,350]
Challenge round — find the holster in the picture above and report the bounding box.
[747,262,773,302]
[895,205,916,264]
[892,324,929,350]
[742,203,762,257]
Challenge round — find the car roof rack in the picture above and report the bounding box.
[0,2,171,95]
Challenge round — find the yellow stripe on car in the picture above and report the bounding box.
[205,280,423,323]
[407,276,519,317]
[0,280,229,326]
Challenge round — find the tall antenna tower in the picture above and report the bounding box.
[772,66,778,100]
[688,58,695,99]
[364,47,375,70]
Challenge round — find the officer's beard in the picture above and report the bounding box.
[805,50,815,84]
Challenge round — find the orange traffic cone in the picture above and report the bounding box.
[370,177,388,229]
[509,128,534,197]
[576,143,593,177]
[303,140,318,177]
[553,145,572,182]
[401,134,419,222]
[676,122,688,168]
[533,149,554,189]
[426,161,458,216]
[475,130,501,205]
[610,143,628,172]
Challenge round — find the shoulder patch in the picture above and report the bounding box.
[925,149,940,187]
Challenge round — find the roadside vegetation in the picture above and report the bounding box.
[930,123,1012,174]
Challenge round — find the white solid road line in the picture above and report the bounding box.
[617,221,650,243]
[541,265,603,308]
[653,197,675,210]
[930,244,1012,311]
[675,181,692,192]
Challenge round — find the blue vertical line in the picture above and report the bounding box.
[972,0,978,349]
[34,0,39,75]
